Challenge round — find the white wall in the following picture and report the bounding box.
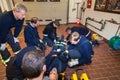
[13,0,68,25]
[0,0,9,12]
[80,0,120,40]
[0,0,13,12]
[68,0,82,23]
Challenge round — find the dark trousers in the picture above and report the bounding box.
[68,49,81,59]
[0,31,21,61]
[7,31,21,52]
[0,48,11,60]
[43,36,54,47]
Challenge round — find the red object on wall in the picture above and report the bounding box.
[76,18,80,26]
[87,0,92,8]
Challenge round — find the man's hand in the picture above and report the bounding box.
[0,43,6,51]
[13,37,19,43]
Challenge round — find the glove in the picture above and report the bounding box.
[65,50,69,53]
[13,37,19,43]
[54,39,56,43]
[57,49,61,52]
[0,43,6,51]
[39,39,43,43]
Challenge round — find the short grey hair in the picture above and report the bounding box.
[22,50,45,79]
[13,3,27,12]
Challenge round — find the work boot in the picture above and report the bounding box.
[68,59,79,67]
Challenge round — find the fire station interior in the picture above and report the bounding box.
[0,0,120,80]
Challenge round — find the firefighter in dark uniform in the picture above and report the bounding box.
[66,26,92,41]
[43,20,60,47]
[0,3,27,66]
[66,26,99,46]
[24,17,46,52]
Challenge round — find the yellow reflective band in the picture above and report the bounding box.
[0,54,11,66]
[0,54,2,60]
[1,59,7,66]
[4,57,11,63]
[14,49,21,54]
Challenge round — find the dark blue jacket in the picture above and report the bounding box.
[0,11,24,43]
[24,23,41,46]
[68,36,94,65]
[43,22,57,41]
[14,46,37,68]
[71,26,89,36]
[66,26,91,41]
[6,46,37,79]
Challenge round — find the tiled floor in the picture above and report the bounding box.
[0,24,120,80]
